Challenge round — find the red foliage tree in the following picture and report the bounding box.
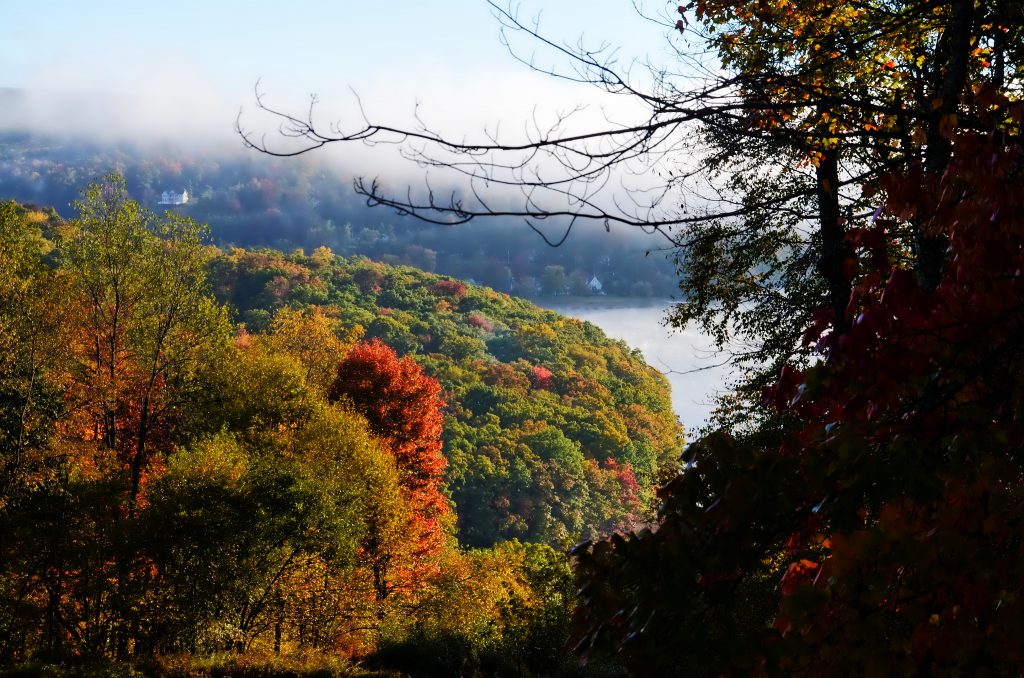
[530,365,554,391]
[428,279,467,299]
[352,266,385,294]
[329,340,450,566]
[759,120,1024,674]
[465,312,494,333]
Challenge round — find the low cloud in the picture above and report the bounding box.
[2,58,244,151]
[2,52,690,240]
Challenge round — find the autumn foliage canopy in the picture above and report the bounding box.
[573,4,1024,674]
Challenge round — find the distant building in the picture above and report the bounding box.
[159,189,189,205]
[587,275,604,293]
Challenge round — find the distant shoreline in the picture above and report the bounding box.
[534,296,675,311]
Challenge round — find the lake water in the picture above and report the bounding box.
[542,300,733,434]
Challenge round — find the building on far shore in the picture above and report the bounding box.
[159,189,189,205]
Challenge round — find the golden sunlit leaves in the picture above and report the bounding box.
[687,0,959,159]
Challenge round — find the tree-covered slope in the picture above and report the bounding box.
[0,190,597,670]
[210,248,684,547]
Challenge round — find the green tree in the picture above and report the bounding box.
[15,176,234,660]
[141,399,401,654]
[61,174,230,505]
[540,265,567,296]
[0,203,70,663]
[0,202,66,513]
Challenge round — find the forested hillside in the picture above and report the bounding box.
[209,248,682,547]
[0,179,679,674]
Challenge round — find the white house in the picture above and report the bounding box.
[159,189,189,205]
[587,275,604,293]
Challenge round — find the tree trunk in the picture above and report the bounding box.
[815,147,851,334]
[916,0,975,291]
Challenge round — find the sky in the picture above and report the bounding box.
[2,1,677,145]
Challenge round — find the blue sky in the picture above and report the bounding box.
[4,1,506,92]
[2,1,677,144]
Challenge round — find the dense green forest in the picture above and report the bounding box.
[0,127,679,299]
[0,181,678,676]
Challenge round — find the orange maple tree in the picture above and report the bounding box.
[328,339,451,603]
